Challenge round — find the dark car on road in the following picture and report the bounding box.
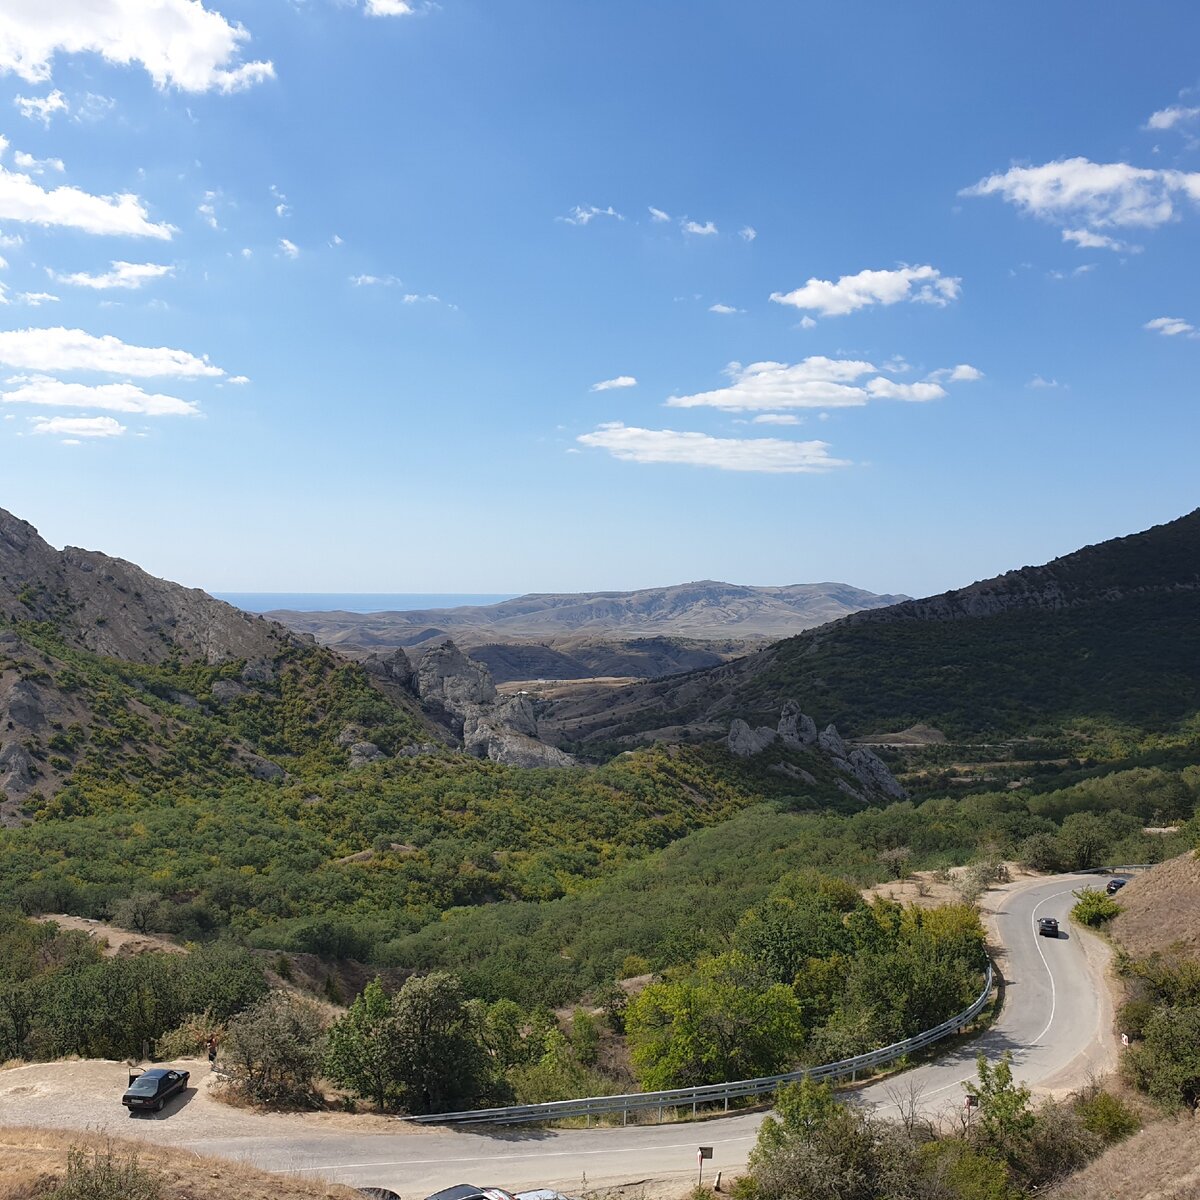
[1106,878,1129,895]
[122,1067,190,1112]
[1037,917,1059,938]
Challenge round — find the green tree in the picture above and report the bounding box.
[1071,888,1122,927]
[325,977,401,1111]
[391,971,494,1114]
[965,1053,1034,1160]
[626,952,805,1089]
[1124,1004,1200,1110]
[223,992,327,1108]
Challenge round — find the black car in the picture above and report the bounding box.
[425,1187,517,1200]
[1106,878,1129,895]
[1037,917,1059,938]
[122,1067,190,1112]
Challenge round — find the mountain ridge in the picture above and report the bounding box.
[538,509,1200,749]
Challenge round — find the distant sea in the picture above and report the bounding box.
[215,593,518,614]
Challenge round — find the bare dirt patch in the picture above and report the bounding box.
[0,1126,363,1200]
[862,862,1039,911]
[32,914,184,957]
[1109,851,1200,958]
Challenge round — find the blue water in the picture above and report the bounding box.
[215,593,518,614]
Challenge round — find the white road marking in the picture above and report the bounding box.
[1029,885,1081,1044]
[286,1133,760,1173]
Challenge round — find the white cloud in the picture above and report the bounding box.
[197,192,219,229]
[682,219,718,236]
[590,375,637,392]
[351,273,401,286]
[708,303,741,314]
[0,327,224,377]
[667,358,877,412]
[73,92,115,122]
[1144,316,1195,337]
[12,150,63,174]
[402,292,443,304]
[0,2,274,93]
[648,206,670,222]
[14,290,56,306]
[365,0,415,13]
[279,238,299,258]
[665,356,975,413]
[14,89,67,123]
[798,315,817,329]
[925,363,983,383]
[577,422,849,473]
[962,158,1200,230]
[739,226,757,242]
[0,156,173,239]
[751,413,801,425]
[558,205,623,226]
[2,375,197,414]
[1062,227,1130,251]
[770,264,961,317]
[1027,375,1063,389]
[30,414,124,437]
[865,378,946,402]
[52,260,172,289]
[1145,105,1200,131]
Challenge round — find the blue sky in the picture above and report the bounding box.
[1,1,1198,597]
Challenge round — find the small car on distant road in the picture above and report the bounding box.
[1037,917,1059,938]
[1106,878,1129,895]
[122,1067,189,1112]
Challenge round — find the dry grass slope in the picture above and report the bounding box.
[1109,850,1200,958]
[1053,1116,1200,1199]
[0,1126,363,1200]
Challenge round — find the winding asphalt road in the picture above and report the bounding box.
[0,874,1117,1197]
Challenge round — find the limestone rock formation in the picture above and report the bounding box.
[725,704,907,803]
[348,741,387,769]
[416,641,497,711]
[361,648,416,693]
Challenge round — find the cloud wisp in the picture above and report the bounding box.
[51,260,173,289]
[14,89,68,124]
[577,422,850,474]
[30,414,125,438]
[559,205,623,226]
[590,375,637,392]
[1144,316,1196,337]
[770,265,961,318]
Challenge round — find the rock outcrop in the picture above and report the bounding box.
[726,703,906,803]
[413,639,576,767]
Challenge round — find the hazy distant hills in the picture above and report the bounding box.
[540,510,1200,749]
[264,581,911,681]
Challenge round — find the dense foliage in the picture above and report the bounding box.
[1120,949,1200,1110]
[738,1055,1140,1200]
[0,912,266,1062]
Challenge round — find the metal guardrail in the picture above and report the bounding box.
[405,962,995,1127]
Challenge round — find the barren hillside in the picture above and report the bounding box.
[1109,850,1200,957]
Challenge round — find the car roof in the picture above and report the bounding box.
[425,1185,486,1200]
[140,1068,172,1078]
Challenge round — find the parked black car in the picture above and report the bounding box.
[1106,878,1129,895]
[1037,917,1060,937]
[122,1067,190,1112]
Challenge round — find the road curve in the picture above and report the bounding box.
[0,874,1116,1196]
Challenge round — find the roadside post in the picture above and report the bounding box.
[698,1145,713,1189]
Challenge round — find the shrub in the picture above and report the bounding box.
[46,1142,162,1200]
[222,992,327,1108]
[1071,888,1122,927]
[153,1010,222,1060]
[1074,1086,1141,1143]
